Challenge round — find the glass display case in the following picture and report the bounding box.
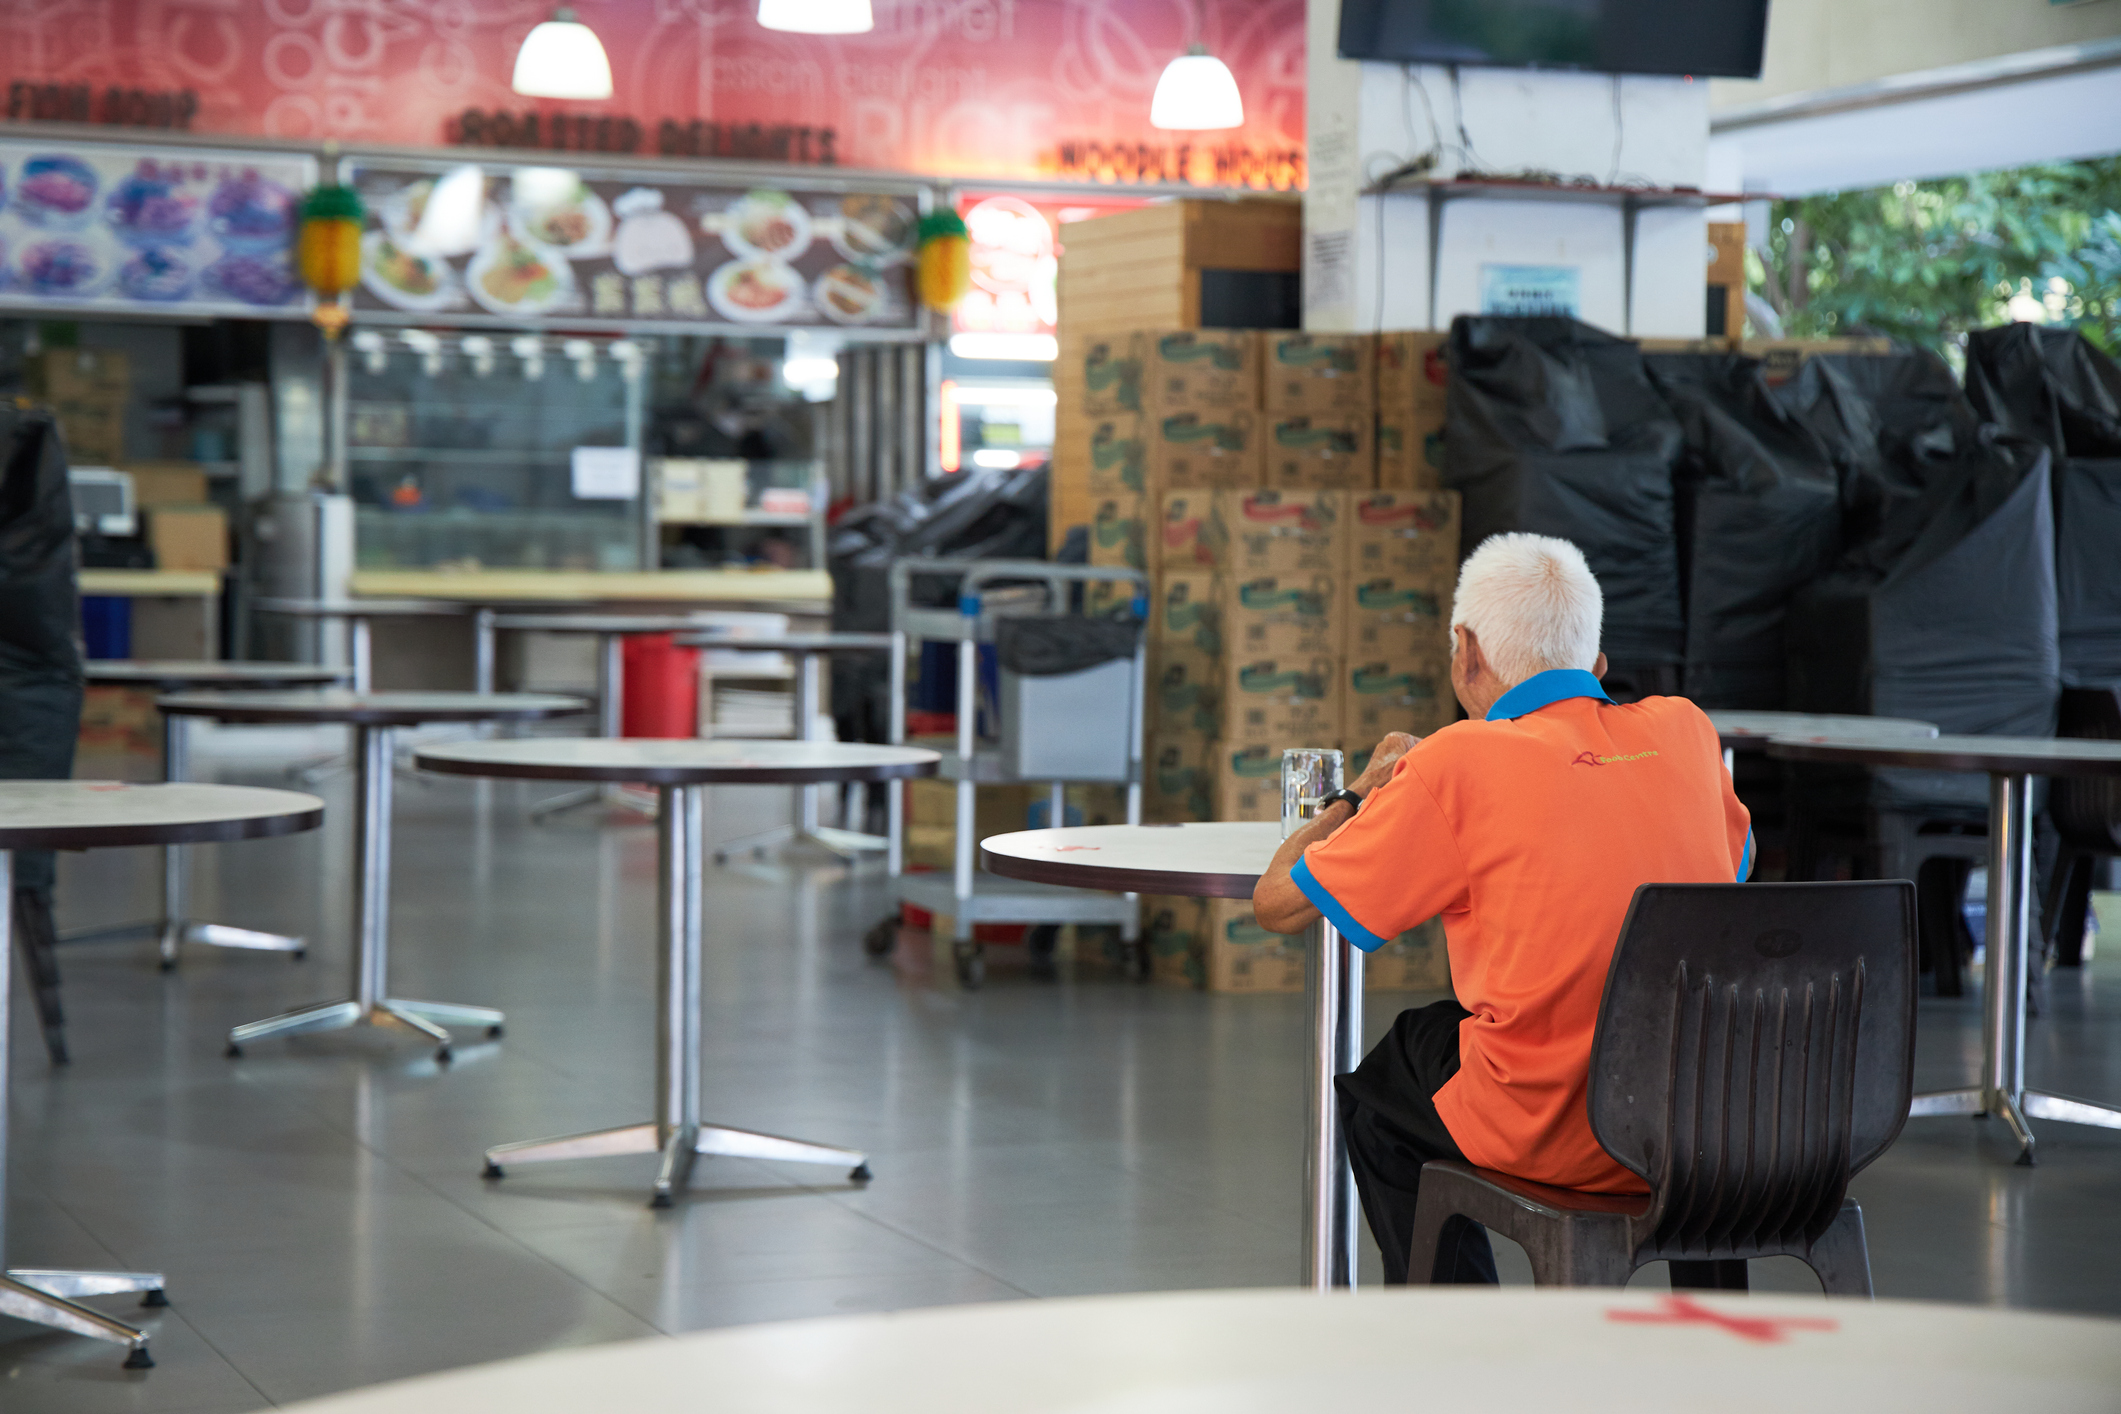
[345,331,648,571]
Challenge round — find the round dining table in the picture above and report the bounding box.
[1767,733,2121,1164]
[1703,711,1938,773]
[156,691,588,1060]
[0,779,323,1369]
[254,598,467,692]
[269,1287,2121,1414]
[77,659,347,965]
[414,738,938,1206]
[975,822,1375,1288]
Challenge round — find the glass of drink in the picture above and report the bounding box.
[1281,747,1345,839]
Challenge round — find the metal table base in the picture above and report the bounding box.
[0,852,161,1367]
[714,647,885,862]
[482,784,869,1207]
[1304,920,1362,1289]
[64,714,307,967]
[1907,772,2121,1162]
[226,724,502,1062]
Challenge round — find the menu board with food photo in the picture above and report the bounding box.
[348,160,921,333]
[0,140,315,318]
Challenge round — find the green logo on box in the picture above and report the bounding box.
[1272,337,1357,374]
[1353,584,1441,616]
[1236,664,1327,698]
[1158,334,1245,371]
[1273,421,1359,453]
[1236,582,1326,615]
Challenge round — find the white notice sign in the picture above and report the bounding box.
[571,446,640,500]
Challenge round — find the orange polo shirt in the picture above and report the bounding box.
[1293,669,1751,1193]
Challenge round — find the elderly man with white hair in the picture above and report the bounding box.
[1254,533,1752,1285]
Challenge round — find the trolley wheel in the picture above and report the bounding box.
[862,915,898,958]
[953,943,985,990]
[1027,924,1061,980]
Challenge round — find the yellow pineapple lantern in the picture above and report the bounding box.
[298,185,365,339]
[916,208,971,312]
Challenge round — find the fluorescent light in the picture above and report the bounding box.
[1151,46,1244,130]
[757,0,873,33]
[971,449,1022,469]
[951,386,1058,408]
[512,8,614,100]
[949,333,1057,362]
[782,357,840,384]
[939,380,960,472]
[409,164,486,257]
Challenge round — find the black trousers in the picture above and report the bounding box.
[1336,998,1498,1286]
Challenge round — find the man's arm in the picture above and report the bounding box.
[1252,733,1418,934]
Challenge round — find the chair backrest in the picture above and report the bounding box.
[1588,881,1915,1258]
[2053,687,2121,852]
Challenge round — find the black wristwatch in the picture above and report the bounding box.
[1321,787,1366,815]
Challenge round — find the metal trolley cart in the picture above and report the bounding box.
[866,558,1149,988]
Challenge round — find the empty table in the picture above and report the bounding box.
[670,631,896,860]
[77,659,347,965]
[482,613,743,819]
[156,691,587,1060]
[0,779,322,1368]
[255,599,466,691]
[270,1287,2121,1414]
[978,822,1371,1290]
[1707,711,1938,772]
[1767,733,2121,1163]
[415,738,938,1206]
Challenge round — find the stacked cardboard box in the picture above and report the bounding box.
[1375,332,1449,490]
[34,349,129,464]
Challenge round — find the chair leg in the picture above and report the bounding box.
[1802,1202,1874,1297]
[1669,1258,1750,1291]
[2050,852,2093,968]
[1403,1189,1453,1287]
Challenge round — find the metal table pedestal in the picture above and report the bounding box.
[226,725,503,1062]
[480,784,868,1206]
[0,852,163,1367]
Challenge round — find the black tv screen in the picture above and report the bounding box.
[1337,0,1769,79]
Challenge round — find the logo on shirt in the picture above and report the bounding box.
[1572,749,1659,767]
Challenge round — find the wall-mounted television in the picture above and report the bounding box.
[1337,0,1770,80]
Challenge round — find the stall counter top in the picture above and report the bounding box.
[347,569,831,604]
[78,570,223,596]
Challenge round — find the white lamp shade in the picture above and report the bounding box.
[1150,49,1244,131]
[512,13,614,100]
[757,0,874,34]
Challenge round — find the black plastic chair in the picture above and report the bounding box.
[1406,881,1916,1295]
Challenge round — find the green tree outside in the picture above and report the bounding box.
[1751,156,2121,355]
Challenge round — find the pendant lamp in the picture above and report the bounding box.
[512,8,614,100]
[757,0,874,34]
[1151,0,1243,131]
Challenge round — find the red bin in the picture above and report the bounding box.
[620,633,700,738]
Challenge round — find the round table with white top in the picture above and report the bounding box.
[414,738,938,1207]
[268,1287,2121,1414]
[155,691,588,1060]
[1768,732,2121,1165]
[977,822,1373,1289]
[0,780,323,1369]
[77,659,348,965]
[668,630,897,860]
[1703,711,1938,772]
[253,598,467,692]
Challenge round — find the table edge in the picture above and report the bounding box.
[1766,738,2121,775]
[979,844,1262,900]
[0,802,324,850]
[413,751,940,785]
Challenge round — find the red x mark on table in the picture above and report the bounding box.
[1607,1295,1839,1344]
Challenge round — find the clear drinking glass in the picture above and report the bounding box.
[1281,747,1345,839]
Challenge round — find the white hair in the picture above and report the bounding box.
[1449,534,1603,687]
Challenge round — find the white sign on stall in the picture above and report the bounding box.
[571,446,641,500]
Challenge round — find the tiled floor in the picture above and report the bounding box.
[4,740,2119,1410]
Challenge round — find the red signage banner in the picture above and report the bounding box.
[2,1,1305,185]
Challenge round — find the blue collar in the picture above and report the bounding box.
[1485,668,1613,722]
